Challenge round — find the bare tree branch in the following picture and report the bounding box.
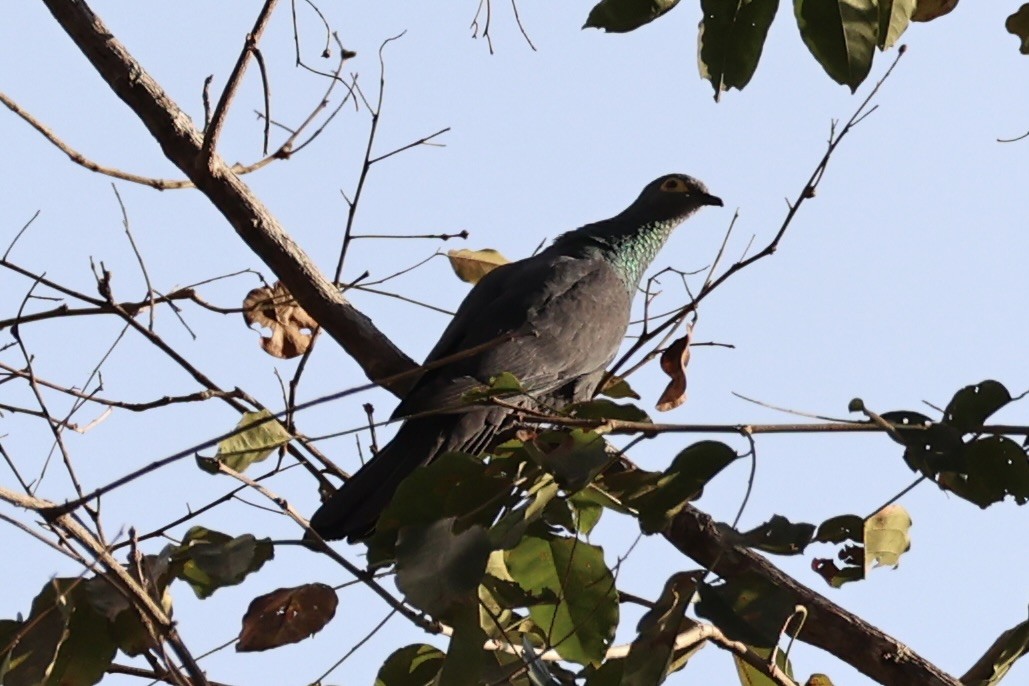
[40,0,418,396]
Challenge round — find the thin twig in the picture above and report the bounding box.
[203,0,280,158]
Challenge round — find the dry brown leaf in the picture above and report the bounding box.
[447,248,509,284]
[243,282,318,359]
[656,331,692,412]
[236,583,338,652]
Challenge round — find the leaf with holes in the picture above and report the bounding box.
[237,583,338,652]
[738,514,816,555]
[943,380,1012,434]
[243,281,318,358]
[940,435,1029,507]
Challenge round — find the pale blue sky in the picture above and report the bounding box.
[1,2,1026,685]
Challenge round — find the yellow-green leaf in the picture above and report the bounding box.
[864,504,911,571]
[447,248,509,284]
[216,409,291,472]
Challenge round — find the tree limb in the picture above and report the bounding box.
[665,506,962,686]
[40,0,418,396]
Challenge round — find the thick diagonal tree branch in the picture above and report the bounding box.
[41,0,417,397]
[665,507,961,686]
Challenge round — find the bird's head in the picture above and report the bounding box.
[625,173,723,223]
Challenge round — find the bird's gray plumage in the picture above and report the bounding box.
[310,174,722,541]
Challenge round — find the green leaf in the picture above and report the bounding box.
[598,375,640,400]
[583,0,681,33]
[237,583,338,652]
[82,551,174,656]
[626,441,738,534]
[172,527,274,599]
[505,535,618,666]
[961,617,1029,686]
[461,371,525,403]
[698,0,779,100]
[44,586,118,686]
[4,579,73,686]
[568,492,604,535]
[695,571,796,648]
[794,0,878,92]
[438,605,489,686]
[531,429,614,493]
[733,644,794,686]
[396,518,492,619]
[1006,4,1029,55]
[563,398,651,424]
[4,579,117,686]
[911,0,958,22]
[864,504,911,571]
[367,452,512,567]
[374,644,446,686]
[216,409,291,472]
[738,514,816,555]
[621,572,701,685]
[877,0,915,49]
[584,658,624,685]
[943,380,1012,433]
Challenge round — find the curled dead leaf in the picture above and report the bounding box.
[447,248,509,284]
[243,282,318,359]
[656,331,692,412]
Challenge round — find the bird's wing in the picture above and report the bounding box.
[394,254,631,418]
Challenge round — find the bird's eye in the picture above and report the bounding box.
[662,179,682,191]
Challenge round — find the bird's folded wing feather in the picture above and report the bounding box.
[394,253,632,419]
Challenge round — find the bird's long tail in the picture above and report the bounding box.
[308,415,458,541]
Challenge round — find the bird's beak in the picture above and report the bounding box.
[699,193,723,207]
